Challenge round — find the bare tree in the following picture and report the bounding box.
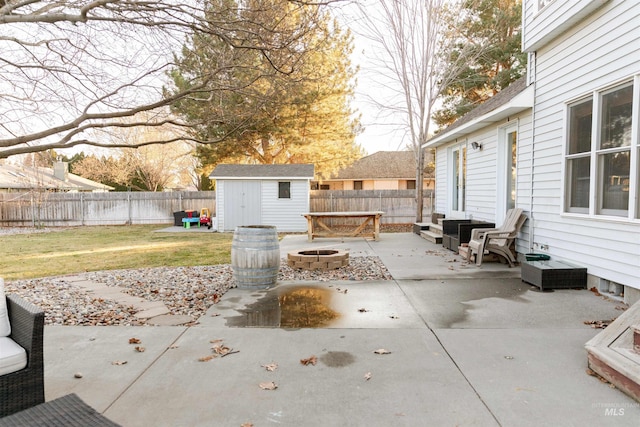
[354,0,482,222]
[0,0,334,158]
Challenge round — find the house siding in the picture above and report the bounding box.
[261,180,309,232]
[527,0,640,289]
[433,111,533,254]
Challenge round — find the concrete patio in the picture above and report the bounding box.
[43,233,639,426]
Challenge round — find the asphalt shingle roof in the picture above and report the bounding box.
[209,164,315,179]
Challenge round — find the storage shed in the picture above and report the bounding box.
[209,164,315,232]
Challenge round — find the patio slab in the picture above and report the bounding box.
[102,327,498,427]
[38,232,640,426]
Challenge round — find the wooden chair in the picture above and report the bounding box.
[466,208,526,267]
[0,294,45,417]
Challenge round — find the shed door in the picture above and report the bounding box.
[224,180,262,230]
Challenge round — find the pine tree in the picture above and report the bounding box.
[169,0,362,180]
[433,0,527,129]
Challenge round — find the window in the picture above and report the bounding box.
[566,99,592,212]
[406,180,416,190]
[565,81,636,217]
[450,144,466,213]
[353,180,363,190]
[278,181,291,199]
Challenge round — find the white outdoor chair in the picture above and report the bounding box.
[466,208,526,267]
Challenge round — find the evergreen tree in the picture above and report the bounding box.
[169,0,362,180]
[433,0,526,129]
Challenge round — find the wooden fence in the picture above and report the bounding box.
[0,189,432,227]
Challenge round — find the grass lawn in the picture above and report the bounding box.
[0,225,233,281]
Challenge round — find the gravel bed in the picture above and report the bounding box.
[5,257,392,326]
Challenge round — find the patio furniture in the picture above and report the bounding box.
[0,393,121,426]
[466,208,526,267]
[303,211,384,241]
[521,259,587,290]
[441,219,495,252]
[0,294,45,417]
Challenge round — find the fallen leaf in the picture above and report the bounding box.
[168,345,179,349]
[134,346,145,353]
[210,313,221,317]
[373,349,391,355]
[74,372,83,379]
[111,360,128,365]
[336,288,348,294]
[589,286,602,296]
[447,266,454,270]
[259,381,278,390]
[129,338,141,344]
[583,319,615,329]
[389,315,399,319]
[364,372,372,381]
[241,423,254,427]
[213,345,232,355]
[358,308,369,313]
[300,355,318,366]
[198,355,216,362]
[210,339,224,344]
[262,363,278,372]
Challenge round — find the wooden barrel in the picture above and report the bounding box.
[231,225,280,289]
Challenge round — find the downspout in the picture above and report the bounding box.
[528,57,537,252]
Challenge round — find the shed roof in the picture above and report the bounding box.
[424,76,532,148]
[328,151,428,180]
[209,164,315,179]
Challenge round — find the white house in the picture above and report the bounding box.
[0,161,113,193]
[425,0,640,304]
[209,164,314,232]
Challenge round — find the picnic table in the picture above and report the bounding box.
[302,211,384,242]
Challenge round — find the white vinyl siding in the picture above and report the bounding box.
[434,111,533,253]
[215,178,310,232]
[262,180,310,232]
[527,0,640,288]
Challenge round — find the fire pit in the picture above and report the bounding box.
[287,249,349,270]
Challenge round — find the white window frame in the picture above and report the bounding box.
[447,143,466,218]
[497,122,519,224]
[563,76,639,220]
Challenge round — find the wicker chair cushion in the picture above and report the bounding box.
[0,279,11,337]
[0,336,27,375]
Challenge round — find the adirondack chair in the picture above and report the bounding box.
[466,208,526,267]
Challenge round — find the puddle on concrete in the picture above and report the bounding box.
[320,351,355,367]
[226,286,340,328]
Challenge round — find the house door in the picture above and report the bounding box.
[497,124,518,224]
[448,144,466,218]
[224,180,262,230]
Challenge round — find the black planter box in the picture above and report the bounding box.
[521,259,587,290]
[441,220,495,252]
[173,211,188,226]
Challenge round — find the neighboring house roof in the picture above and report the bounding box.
[425,76,533,148]
[328,151,428,180]
[0,162,114,192]
[209,164,315,179]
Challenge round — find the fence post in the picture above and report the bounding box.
[30,193,35,228]
[128,192,132,225]
[81,193,85,226]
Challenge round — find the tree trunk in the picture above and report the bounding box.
[415,147,424,223]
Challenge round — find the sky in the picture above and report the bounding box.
[335,2,410,155]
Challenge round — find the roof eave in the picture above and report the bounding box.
[424,85,534,149]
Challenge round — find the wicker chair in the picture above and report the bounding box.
[0,294,45,417]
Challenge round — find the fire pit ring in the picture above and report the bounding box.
[287,249,349,270]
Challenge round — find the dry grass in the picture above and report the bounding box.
[0,225,232,280]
